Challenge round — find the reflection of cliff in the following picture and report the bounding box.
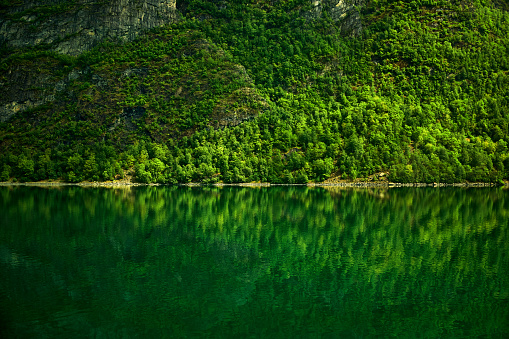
[2,186,509,273]
[2,186,509,277]
[1,186,509,337]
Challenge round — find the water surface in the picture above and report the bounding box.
[1,186,508,338]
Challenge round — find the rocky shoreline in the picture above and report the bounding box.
[0,181,505,188]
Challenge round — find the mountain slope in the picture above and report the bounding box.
[1,0,508,184]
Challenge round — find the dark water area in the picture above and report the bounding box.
[1,186,508,338]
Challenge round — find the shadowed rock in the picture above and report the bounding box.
[0,0,180,56]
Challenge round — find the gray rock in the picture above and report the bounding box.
[0,0,180,56]
[309,0,366,36]
[0,65,56,122]
[0,0,180,122]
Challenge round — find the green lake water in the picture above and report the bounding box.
[1,186,508,338]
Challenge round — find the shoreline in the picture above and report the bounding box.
[0,181,506,188]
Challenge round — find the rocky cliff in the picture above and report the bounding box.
[1,0,366,57]
[0,0,179,56]
[311,0,366,36]
[0,0,180,123]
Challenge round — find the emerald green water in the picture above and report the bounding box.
[1,186,508,338]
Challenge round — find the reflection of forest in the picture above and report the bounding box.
[1,186,508,338]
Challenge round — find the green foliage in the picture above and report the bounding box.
[1,0,509,183]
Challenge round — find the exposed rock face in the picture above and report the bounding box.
[0,0,179,56]
[311,0,366,36]
[0,64,58,123]
[0,0,179,122]
[0,65,99,123]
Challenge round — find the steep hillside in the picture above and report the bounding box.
[0,0,179,55]
[0,0,508,184]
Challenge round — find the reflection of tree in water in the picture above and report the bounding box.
[0,186,508,337]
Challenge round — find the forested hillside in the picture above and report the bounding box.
[1,0,508,184]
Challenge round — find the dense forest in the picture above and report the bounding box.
[1,0,509,184]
